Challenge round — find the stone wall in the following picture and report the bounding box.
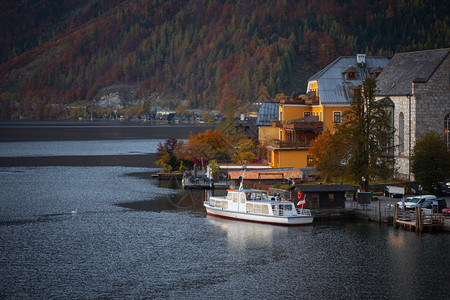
[377,54,450,180]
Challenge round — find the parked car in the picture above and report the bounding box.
[442,208,450,216]
[397,195,437,210]
[432,182,450,196]
[418,198,447,213]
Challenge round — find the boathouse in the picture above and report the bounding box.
[290,184,356,209]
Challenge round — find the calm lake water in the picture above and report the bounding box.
[0,122,449,299]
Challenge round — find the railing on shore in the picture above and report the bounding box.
[393,204,445,232]
[346,199,395,218]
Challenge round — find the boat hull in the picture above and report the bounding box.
[204,205,313,226]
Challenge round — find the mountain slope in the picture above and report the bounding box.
[0,0,448,119]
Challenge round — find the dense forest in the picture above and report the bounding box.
[0,0,448,119]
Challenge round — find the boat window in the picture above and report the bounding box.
[255,193,261,201]
[215,200,221,208]
[246,203,253,212]
[232,193,238,203]
[254,204,262,214]
[261,193,268,201]
[227,193,232,201]
[284,204,292,211]
[272,205,279,211]
[246,193,252,200]
[240,193,246,203]
[262,205,269,214]
[222,201,228,209]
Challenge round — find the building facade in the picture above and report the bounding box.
[375,49,450,180]
[265,55,390,170]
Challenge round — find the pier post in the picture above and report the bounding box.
[393,203,398,229]
[378,199,381,224]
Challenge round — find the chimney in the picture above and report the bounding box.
[357,54,366,66]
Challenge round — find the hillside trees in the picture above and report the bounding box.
[0,0,449,120]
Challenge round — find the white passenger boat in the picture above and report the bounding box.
[203,188,313,226]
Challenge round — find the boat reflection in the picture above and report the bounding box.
[206,215,291,249]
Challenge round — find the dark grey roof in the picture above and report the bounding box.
[256,102,279,126]
[376,49,449,96]
[293,184,356,192]
[308,56,390,104]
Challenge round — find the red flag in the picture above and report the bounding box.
[297,198,306,208]
[297,192,305,208]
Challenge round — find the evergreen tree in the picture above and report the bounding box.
[411,131,450,194]
[335,77,395,190]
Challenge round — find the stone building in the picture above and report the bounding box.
[376,48,450,180]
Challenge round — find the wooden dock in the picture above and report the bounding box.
[393,204,445,233]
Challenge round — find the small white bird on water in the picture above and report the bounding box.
[71,208,77,214]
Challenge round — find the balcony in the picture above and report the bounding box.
[272,119,323,131]
[267,139,311,149]
[283,120,323,131]
[279,96,319,105]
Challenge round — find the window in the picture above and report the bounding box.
[333,111,342,124]
[399,112,404,154]
[347,72,356,80]
[232,193,238,203]
[307,155,314,166]
[240,193,246,203]
[222,201,228,209]
[328,194,334,202]
[445,113,450,149]
[304,111,311,117]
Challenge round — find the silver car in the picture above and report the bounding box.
[397,195,437,210]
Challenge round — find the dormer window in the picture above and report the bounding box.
[343,66,358,80]
[370,67,383,78]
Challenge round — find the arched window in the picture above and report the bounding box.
[399,112,404,154]
[445,113,450,149]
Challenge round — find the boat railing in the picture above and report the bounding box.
[296,208,312,216]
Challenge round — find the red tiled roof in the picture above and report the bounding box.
[228,170,302,180]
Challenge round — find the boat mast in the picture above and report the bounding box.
[239,161,246,191]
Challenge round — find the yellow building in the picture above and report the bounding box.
[266,54,390,170]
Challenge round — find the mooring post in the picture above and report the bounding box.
[378,198,381,224]
[393,203,398,229]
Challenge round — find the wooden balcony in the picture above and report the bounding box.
[279,96,319,105]
[271,120,323,130]
[283,121,323,131]
[268,139,311,149]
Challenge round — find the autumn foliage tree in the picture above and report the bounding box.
[174,129,257,168]
[309,129,345,182]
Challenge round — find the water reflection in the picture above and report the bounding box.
[207,216,294,251]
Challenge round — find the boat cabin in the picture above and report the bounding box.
[208,189,298,216]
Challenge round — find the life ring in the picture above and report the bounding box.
[297,192,303,200]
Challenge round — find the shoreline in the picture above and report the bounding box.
[0,122,217,142]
